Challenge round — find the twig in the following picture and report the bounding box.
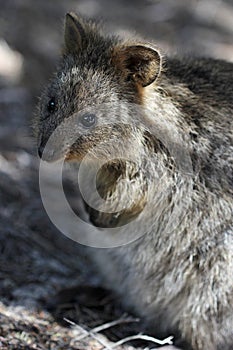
[88,316,140,333]
[64,318,113,350]
[65,315,139,341]
[64,318,89,338]
[64,317,173,350]
[87,332,113,350]
[104,334,174,349]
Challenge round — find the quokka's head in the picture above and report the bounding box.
[35,12,162,163]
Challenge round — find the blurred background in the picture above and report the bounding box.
[0,1,233,349]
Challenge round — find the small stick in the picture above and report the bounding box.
[66,316,139,341]
[90,316,140,333]
[105,334,174,349]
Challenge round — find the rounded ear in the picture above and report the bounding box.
[64,12,86,54]
[113,45,162,87]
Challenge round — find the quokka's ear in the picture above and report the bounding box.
[113,45,162,87]
[64,12,86,54]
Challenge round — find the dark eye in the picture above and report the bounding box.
[80,113,97,128]
[47,98,56,113]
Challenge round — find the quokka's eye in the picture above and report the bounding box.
[47,98,56,113]
[80,113,97,128]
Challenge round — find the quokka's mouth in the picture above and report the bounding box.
[38,138,84,163]
[38,146,70,163]
[39,144,95,163]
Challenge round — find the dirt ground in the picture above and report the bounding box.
[0,1,233,349]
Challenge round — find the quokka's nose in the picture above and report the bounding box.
[38,144,44,159]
